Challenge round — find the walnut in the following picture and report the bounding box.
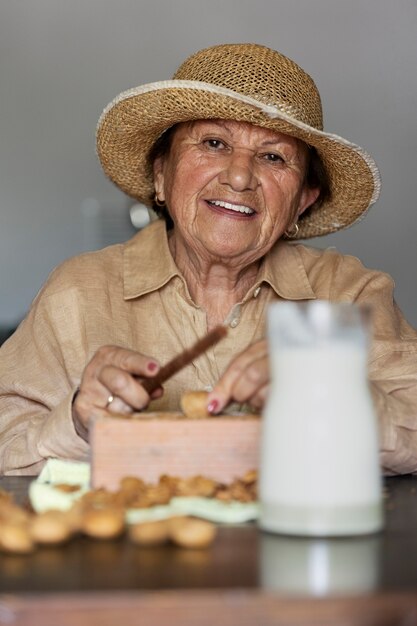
[0,521,35,554]
[180,391,210,419]
[128,520,170,546]
[30,510,73,545]
[80,507,125,540]
[169,517,217,549]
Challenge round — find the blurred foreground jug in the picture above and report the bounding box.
[259,301,383,536]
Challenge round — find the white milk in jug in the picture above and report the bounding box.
[259,301,383,536]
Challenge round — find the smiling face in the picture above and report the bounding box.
[153,119,319,268]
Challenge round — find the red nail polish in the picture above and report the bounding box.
[207,400,219,414]
[147,361,157,372]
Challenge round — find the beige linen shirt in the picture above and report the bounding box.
[1,219,417,476]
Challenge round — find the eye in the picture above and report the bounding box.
[203,138,227,150]
[262,152,285,163]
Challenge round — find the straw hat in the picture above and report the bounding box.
[96,43,380,239]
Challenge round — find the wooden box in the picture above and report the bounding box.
[90,412,260,490]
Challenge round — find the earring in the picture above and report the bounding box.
[284,222,299,239]
[154,194,165,207]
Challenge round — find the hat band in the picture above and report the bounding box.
[99,79,315,130]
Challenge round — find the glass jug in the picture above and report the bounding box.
[260,533,381,595]
[259,301,383,536]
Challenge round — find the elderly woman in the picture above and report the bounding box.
[1,43,416,476]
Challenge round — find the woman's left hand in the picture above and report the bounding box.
[207,339,270,414]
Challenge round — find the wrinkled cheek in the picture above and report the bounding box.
[258,211,286,245]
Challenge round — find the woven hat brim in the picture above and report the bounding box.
[96,81,381,239]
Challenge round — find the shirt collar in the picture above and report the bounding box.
[123,220,180,300]
[123,219,316,301]
[256,239,316,300]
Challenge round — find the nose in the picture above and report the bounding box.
[218,150,259,192]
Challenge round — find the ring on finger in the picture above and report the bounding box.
[105,394,115,409]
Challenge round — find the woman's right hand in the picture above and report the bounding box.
[72,345,162,439]
[207,339,270,414]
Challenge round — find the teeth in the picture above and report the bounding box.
[210,200,255,215]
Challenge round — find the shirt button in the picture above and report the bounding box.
[230,318,239,328]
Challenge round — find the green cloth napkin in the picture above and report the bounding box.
[29,459,91,513]
[29,459,259,524]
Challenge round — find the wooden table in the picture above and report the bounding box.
[1,475,417,625]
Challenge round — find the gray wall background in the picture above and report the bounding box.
[1,0,416,327]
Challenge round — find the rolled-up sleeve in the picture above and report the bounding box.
[0,279,89,475]
[370,346,417,474]
[326,251,417,475]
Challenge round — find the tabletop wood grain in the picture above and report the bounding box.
[1,475,417,625]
